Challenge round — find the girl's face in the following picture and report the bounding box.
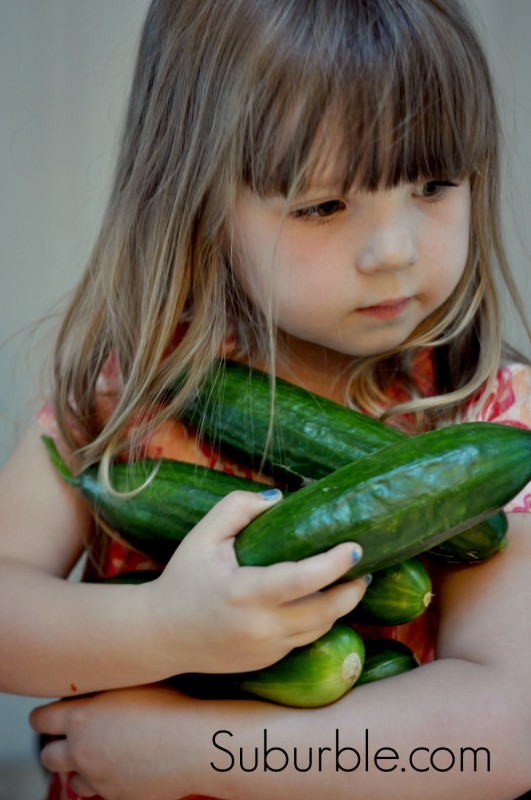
[230,172,471,361]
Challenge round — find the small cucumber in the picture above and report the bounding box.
[428,511,509,564]
[356,639,420,685]
[353,558,432,626]
[228,623,365,707]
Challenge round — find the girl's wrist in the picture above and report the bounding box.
[137,577,195,679]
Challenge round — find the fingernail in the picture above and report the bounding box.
[352,545,363,563]
[259,488,283,501]
[365,573,373,586]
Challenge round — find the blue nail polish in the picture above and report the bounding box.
[259,488,282,501]
[365,574,373,586]
[352,547,362,563]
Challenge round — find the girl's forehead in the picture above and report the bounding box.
[268,112,455,198]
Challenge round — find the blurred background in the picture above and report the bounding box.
[1,1,530,797]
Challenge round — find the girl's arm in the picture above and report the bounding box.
[31,513,531,799]
[0,425,367,698]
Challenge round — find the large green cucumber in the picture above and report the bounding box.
[180,360,402,483]
[352,557,432,626]
[181,361,509,563]
[42,436,263,563]
[233,422,531,580]
[356,639,420,685]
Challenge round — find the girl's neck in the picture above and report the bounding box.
[270,334,356,405]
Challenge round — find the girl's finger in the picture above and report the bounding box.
[238,541,363,604]
[69,773,98,798]
[282,576,369,638]
[182,488,283,546]
[29,701,66,736]
[38,737,70,774]
[39,736,98,798]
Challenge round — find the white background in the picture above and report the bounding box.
[0,0,530,773]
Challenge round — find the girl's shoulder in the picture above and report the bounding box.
[463,361,531,429]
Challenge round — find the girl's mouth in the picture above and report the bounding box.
[356,297,412,321]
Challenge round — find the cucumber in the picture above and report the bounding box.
[233,422,531,580]
[180,360,402,484]
[356,639,420,685]
[42,436,263,563]
[45,422,531,577]
[428,511,508,564]
[225,623,365,707]
[181,361,509,562]
[352,558,432,626]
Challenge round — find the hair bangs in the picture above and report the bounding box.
[240,0,497,199]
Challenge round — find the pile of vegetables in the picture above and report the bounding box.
[43,361,531,708]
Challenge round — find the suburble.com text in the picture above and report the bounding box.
[210,728,491,775]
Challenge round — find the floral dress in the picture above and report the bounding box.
[37,352,531,800]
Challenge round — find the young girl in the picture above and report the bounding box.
[1,0,531,798]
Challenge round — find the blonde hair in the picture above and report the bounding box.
[51,0,529,470]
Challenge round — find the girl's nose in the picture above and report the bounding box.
[355,208,418,274]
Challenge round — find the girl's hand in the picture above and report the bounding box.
[145,489,368,675]
[30,684,199,800]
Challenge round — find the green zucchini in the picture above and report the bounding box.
[42,436,263,563]
[181,361,509,562]
[223,623,365,707]
[356,639,420,685]
[233,422,531,580]
[352,558,432,626]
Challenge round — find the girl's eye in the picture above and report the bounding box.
[414,180,459,200]
[293,199,346,220]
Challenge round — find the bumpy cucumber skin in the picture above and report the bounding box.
[353,558,432,625]
[182,362,509,562]
[234,423,531,580]
[232,623,365,707]
[181,360,402,483]
[356,639,420,685]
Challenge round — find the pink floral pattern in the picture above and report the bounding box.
[462,363,531,512]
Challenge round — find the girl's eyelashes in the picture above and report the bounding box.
[413,179,460,201]
[292,198,346,221]
[289,180,459,220]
